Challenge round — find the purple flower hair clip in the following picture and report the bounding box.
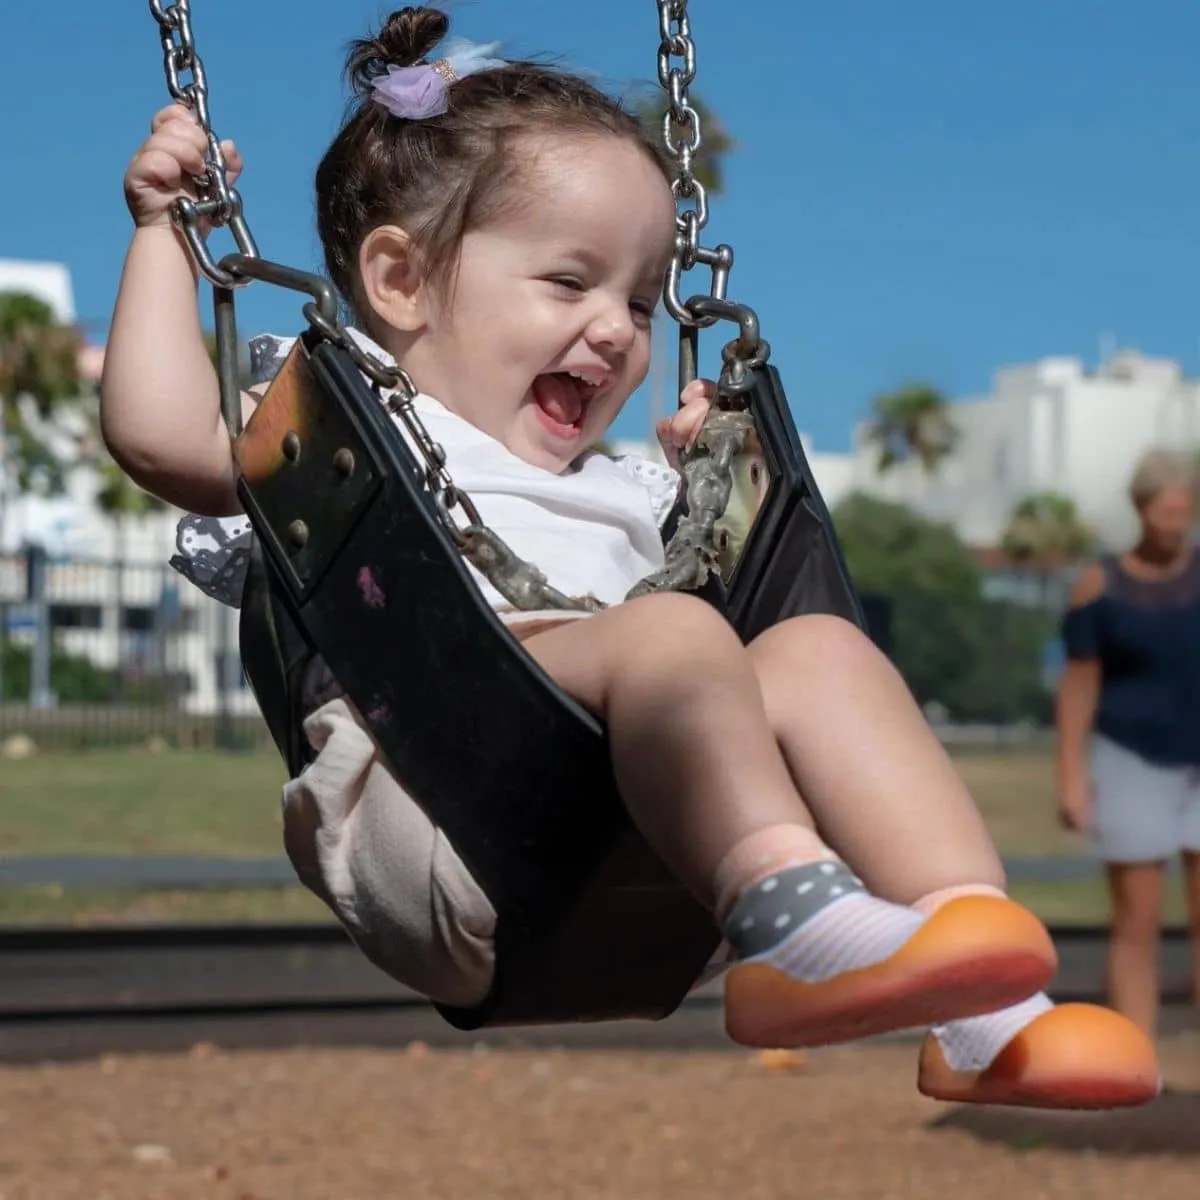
[371,36,507,120]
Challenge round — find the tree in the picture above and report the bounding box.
[0,291,83,541]
[834,492,981,604]
[833,492,1054,722]
[862,383,959,475]
[1000,491,1097,566]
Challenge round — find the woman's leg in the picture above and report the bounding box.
[1088,736,1188,1040]
[1184,851,1200,1012]
[747,614,1158,1107]
[1106,860,1167,1039]
[520,594,1054,1048]
[1180,768,1200,1011]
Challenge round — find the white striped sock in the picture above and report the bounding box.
[760,892,926,983]
[931,992,1055,1071]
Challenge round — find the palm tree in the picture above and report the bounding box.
[0,291,83,544]
[1001,492,1096,565]
[1001,491,1097,607]
[863,384,960,475]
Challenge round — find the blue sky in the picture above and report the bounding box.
[4,1,1200,450]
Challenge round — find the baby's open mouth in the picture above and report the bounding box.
[531,370,603,439]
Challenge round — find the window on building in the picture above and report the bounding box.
[121,606,156,632]
[49,604,103,630]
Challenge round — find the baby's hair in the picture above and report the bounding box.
[315,6,671,328]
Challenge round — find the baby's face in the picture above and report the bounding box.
[407,132,677,472]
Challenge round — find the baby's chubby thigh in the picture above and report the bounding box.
[515,591,748,717]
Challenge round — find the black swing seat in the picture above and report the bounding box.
[235,331,866,1030]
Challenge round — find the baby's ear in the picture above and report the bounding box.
[358,225,427,333]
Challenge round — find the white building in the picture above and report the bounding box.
[835,349,1200,551]
[0,259,251,715]
[5,259,1198,710]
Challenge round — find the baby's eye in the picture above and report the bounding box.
[547,276,587,293]
[629,298,657,326]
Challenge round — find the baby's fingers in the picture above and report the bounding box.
[219,140,243,187]
[680,377,718,407]
[672,401,709,449]
[151,102,200,133]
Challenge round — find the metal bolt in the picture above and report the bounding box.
[287,520,309,549]
[281,431,301,464]
[333,448,355,478]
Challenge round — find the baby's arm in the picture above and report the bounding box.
[100,104,257,517]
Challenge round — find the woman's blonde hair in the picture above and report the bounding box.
[1128,447,1197,511]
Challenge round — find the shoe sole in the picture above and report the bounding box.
[725,895,1057,1049]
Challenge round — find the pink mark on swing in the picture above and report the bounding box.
[357,566,387,609]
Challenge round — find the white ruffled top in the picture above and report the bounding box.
[169,328,681,612]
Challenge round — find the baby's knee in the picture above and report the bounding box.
[623,590,739,652]
[753,612,883,675]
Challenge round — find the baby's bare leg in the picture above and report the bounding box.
[520,595,1054,1049]
[520,592,812,902]
[745,616,1160,1107]
[748,614,1006,904]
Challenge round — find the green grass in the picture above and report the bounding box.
[0,744,1178,927]
[0,746,1070,860]
[0,749,287,857]
[1010,877,1190,926]
[953,749,1084,858]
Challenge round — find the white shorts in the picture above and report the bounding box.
[1090,734,1200,864]
[280,609,731,1008]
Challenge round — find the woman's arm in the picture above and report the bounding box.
[1054,563,1106,826]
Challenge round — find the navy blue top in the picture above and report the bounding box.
[1062,550,1200,766]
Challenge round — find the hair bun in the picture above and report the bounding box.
[346,7,449,94]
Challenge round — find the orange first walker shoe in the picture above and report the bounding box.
[917,1003,1161,1109]
[724,893,1058,1050]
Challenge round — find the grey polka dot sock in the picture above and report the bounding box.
[723,859,927,983]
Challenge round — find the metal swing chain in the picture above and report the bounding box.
[656,0,730,327]
[145,1,592,613]
[627,1,772,600]
[148,0,259,288]
[144,1,758,612]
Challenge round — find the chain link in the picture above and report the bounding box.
[656,0,733,325]
[147,0,258,287]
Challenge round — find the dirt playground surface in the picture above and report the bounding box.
[2,1035,1198,1199]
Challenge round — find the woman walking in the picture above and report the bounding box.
[1057,448,1200,1039]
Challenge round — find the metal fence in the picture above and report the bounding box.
[0,547,271,751]
[0,547,1069,752]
